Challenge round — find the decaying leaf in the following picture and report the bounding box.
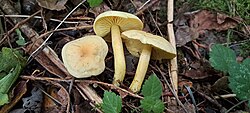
[175,10,242,46]
[211,76,228,92]
[89,2,110,17]
[36,0,68,11]
[44,87,68,112]
[22,87,43,113]
[175,26,199,47]
[1,81,28,113]
[184,61,209,79]
[188,10,242,32]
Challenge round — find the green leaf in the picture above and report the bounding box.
[0,93,9,106]
[87,0,103,7]
[102,91,122,113]
[0,47,26,72]
[141,73,162,98]
[140,96,165,113]
[209,44,236,73]
[0,48,26,106]
[0,65,22,94]
[15,29,26,46]
[228,58,250,104]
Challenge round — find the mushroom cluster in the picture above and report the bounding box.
[62,10,176,93]
[93,11,143,86]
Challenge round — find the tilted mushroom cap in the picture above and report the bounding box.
[61,35,108,78]
[121,30,176,60]
[93,11,143,40]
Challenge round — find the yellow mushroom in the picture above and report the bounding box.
[93,11,143,86]
[61,35,108,78]
[121,30,176,93]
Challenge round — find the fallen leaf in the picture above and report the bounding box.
[1,81,28,113]
[185,69,208,80]
[184,60,210,79]
[22,87,43,113]
[175,10,242,46]
[36,0,68,11]
[188,10,242,32]
[25,44,68,78]
[44,87,67,112]
[211,76,228,92]
[175,26,199,47]
[89,2,110,17]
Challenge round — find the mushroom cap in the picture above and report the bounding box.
[121,30,176,60]
[93,11,143,40]
[61,35,108,78]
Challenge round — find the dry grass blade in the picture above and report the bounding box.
[167,0,178,97]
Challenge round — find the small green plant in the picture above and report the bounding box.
[102,91,122,113]
[87,0,103,7]
[0,47,26,106]
[209,44,250,107]
[101,73,164,113]
[140,74,164,113]
[15,28,26,46]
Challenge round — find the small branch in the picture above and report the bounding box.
[214,94,236,99]
[0,10,41,46]
[134,0,159,16]
[21,76,143,99]
[27,0,86,62]
[0,15,80,24]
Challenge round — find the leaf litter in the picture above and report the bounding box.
[0,0,249,112]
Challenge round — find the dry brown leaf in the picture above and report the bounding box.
[36,0,67,11]
[25,44,67,78]
[89,2,110,17]
[175,10,242,47]
[211,76,228,92]
[184,69,208,80]
[188,10,242,32]
[44,87,67,112]
[175,26,199,47]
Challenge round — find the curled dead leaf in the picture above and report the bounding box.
[175,10,242,47]
[36,0,68,11]
[187,10,242,32]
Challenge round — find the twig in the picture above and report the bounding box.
[0,15,80,24]
[134,0,159,16]
[167,0,178,95]
[225,100,248,113]
[0,10,41,46]
[155,66,188,113]
[27,0,86,62]
[138,0,151,10]
[21,76,143,99]
[197,91,227,112]
[26,25,92,59]
[214,94,236,99]
[75,86,103,113]
[147,9,163,37]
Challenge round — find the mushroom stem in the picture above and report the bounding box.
[129,44,152,93]
[111,25,126,86]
